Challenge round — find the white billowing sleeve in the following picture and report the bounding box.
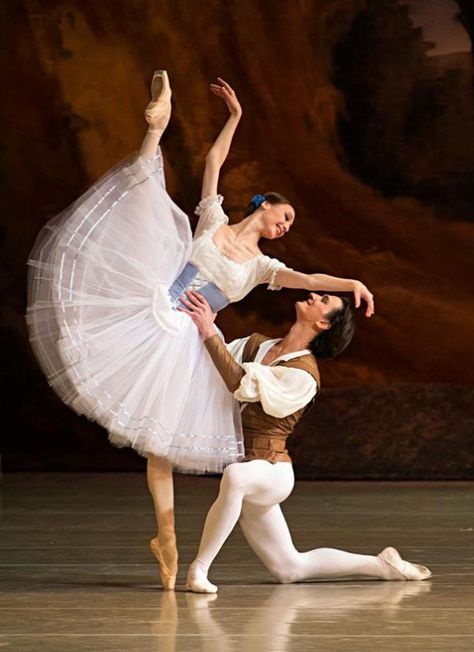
[234,363,317,418]
[226,337,250,365]
[257,256,293,291]
[194,194,228,238]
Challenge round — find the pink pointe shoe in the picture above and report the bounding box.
[149,536,178,591]
[378,547,432,581]
[145,70,172,135]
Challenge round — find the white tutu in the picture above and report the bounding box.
[26,150,243,473]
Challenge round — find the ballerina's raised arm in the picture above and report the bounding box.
[201,77,242,200]
[198,78,374,317]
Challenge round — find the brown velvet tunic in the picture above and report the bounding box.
[204,333,320,463]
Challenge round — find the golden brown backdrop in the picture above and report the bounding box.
[2,0,473,476]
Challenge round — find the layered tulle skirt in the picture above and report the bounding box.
[26,150,243,473]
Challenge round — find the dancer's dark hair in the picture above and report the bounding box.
[310,297,355,359]
[244,192,292,217]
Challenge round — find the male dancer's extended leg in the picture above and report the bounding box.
[147,455,178,590]
[238,502,421,582]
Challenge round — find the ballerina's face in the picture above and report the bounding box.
[259,202,295,239]
[296,293,344,329]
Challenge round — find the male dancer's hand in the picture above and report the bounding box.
[178,290,217,339]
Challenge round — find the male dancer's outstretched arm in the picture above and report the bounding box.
[179,290,432,593]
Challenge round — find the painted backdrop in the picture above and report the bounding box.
[2,0,473,477]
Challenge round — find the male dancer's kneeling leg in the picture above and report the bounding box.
[179,290,431,592]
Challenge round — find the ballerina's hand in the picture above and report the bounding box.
[352,281,375,317]
[210,78,242,117]
[177,290,218,338]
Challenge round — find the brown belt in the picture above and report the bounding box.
[244,436,287,452]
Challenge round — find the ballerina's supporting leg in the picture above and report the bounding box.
[146,454,178,590]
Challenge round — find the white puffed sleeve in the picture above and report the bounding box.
[226,337,250,365]
[194,195,229,238]
[234,363,317,418]
[257,256,293,291]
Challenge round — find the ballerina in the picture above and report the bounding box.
[26,71,374,590]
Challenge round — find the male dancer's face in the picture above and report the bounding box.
[295,293,343,328]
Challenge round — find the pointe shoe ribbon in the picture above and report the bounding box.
[150,537,178,591]
[378,547,432,581]
[145,70,172,134]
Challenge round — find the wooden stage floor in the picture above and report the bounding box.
[0,473,473,651]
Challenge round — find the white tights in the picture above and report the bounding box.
[190,460,391,584]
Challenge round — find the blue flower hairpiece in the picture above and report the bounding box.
[251,193,266,209]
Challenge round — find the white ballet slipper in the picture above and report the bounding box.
[378,547,432,581]
[186,576,218,594]
[186,565,218,594]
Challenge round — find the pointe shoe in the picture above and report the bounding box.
[378,547,432,581]
[149,537,178,591]
[150,70,171,102]
[145,70,172,134]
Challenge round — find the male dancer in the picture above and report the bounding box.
[179,290,432,593]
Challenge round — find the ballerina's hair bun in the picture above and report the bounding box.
[244,191,292,217]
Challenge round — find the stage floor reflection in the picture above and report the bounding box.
[1,473,473,651]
